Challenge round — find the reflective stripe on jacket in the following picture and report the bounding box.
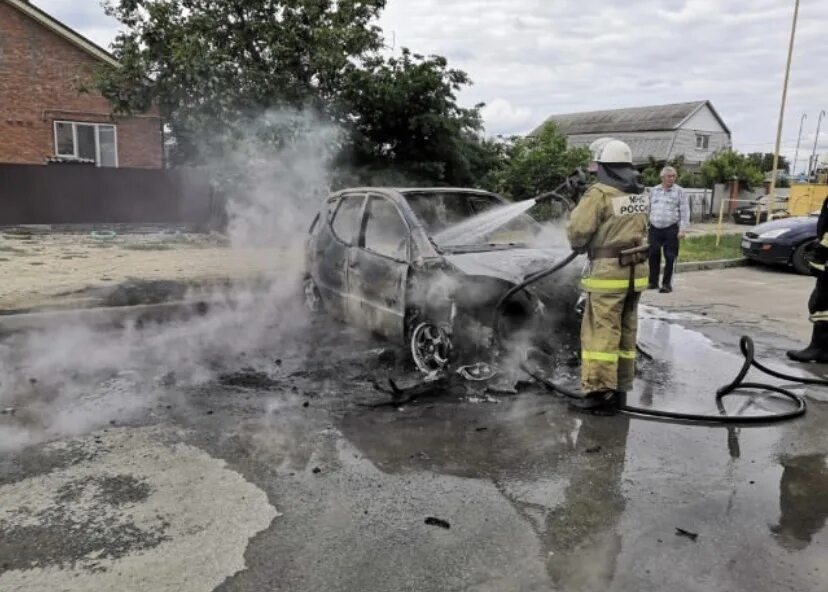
[566,182,650,293]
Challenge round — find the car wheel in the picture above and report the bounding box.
[302,276,323,313]
[791,240,817,275]
[409,322,452,374]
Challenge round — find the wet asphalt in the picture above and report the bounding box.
[0,307,827,591]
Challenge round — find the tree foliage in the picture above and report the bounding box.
[639,155,706,188]
[99,0,497,187]
[99,0,387,162]
[700,150,764,188]
[339,49,486,186]
[747,152,790,173]
[485,123,590,202]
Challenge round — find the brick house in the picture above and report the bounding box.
[0,0,162,168]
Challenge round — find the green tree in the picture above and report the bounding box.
[99,1,494,188]
[488,123,590,202]
[339,49,487,186]
[639,155,704,188]
[747,152,790,173]
[99,0,387,162]
[700,150,764,188]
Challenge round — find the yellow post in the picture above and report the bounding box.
[767,0,800,222]
[716,191,726,247]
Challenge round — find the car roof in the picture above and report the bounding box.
[331,187,498,197]
[394,187,497,194]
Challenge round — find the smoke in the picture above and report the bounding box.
[215,110,345,248]
[0,109,341,452]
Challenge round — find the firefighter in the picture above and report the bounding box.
[566,139,650,409]
[787,196,828,363]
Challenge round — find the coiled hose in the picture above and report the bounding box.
[496,250,819,423]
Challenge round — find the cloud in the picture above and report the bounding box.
[481,99,534,135]
[380,0,828,158]
[32,0,828,158]
[31,0,121,49]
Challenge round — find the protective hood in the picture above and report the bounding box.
[596,163,644,194]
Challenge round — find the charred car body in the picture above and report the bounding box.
[303,188,582,373]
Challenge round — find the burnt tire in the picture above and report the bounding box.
[792,240,817,276]
[409,322,452,374]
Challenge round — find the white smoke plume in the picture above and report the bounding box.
[0,109,342,452]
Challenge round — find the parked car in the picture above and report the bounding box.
[732,195,789,225]
[303,188,582,373]
[740,213,818,275]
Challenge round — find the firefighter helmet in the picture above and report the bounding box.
[594,139,633,164]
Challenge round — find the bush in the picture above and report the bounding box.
[485,123,590,202]
[700,150,764,189]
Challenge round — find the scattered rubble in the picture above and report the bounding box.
[219,368,281,389]
[424,517,451,529]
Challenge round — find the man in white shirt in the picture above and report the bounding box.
[647,166,690,293]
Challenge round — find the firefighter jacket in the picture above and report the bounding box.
[566,182,650,293]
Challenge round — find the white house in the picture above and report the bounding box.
[532,100,732,169]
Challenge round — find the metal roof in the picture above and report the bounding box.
[566,135,675,165]
[532,101,730,136]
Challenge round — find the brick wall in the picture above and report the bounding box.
[0,1,162,168]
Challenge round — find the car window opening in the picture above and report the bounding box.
[331,195,365,245]
[364,196,408,260]
[404,191,540,249]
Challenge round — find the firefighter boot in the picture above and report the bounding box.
[569,389,618,411]
[787,322,828,363]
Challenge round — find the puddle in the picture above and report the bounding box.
[640,304,711,323]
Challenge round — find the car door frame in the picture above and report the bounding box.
[346,192,412,341]
[314,192,368,321]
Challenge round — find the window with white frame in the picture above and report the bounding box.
[695,134,710,150]
[54,121,118,167]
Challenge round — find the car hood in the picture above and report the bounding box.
[443,248,572,284]
[750,216,816,234]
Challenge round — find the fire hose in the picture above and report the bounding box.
[492,190,822,424]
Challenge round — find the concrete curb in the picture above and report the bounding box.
[675,258,749,273]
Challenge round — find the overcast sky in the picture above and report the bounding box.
[33,0,828,172]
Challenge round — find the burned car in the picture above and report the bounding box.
[303,188,582,373]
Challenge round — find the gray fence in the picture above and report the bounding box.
[684,188,713,222]
[0,163,221,226]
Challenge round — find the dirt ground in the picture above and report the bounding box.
[0,229,287,312]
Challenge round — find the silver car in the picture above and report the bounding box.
[303,187,581,373]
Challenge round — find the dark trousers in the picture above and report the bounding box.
[808,265,828,319]
[648,224,680,287]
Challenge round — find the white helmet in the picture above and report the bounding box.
[588,137,614,161]
[594,139,633,164]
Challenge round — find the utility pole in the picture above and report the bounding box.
[767,0,800,221]
[793,113,807,177]
[810,109,826,179]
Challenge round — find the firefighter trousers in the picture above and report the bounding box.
[580,290,641,394]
